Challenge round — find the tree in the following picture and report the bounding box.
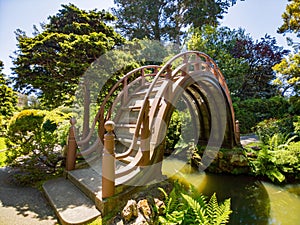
[277,0,300,50]
[188,26,249,94]
[273,0,300,96]
[12,4,125,108]
[187,26,289,99]
[112,0,242,44]
[232,35,289,99]
[273,52,300,96]
[0,60,17,118]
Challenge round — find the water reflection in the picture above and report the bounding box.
[162,158,300,225]
[198,173,270,225]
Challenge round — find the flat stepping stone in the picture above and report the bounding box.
[43,177,101,225]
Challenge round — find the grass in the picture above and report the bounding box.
[0,137,7,167]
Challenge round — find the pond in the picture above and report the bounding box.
[162,158,300,225]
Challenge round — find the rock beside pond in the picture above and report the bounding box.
[120,198,154,224]
[122,200,138,222]
[192,147,251,174]
[230,154,248,167]
[137,199,152,222]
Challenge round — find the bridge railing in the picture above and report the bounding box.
[137,51,238,147]
[65,65,161,171]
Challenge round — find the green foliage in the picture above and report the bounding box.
[5,108,71,185]
[188,26,288,99]
[0,137,7,167]
[233,97,290,134]
[245,132,300,183]
[246,115,300,183]
[247,140,300,183]
[288,95,300,115]
[294,116,300,136]
[188,25,249,94]
[277,0,300,50]
[253,116,299,144]
[83,217,102,225]
[112,0,240,43]
[274,0,300,95]
[0,137,5,150]
[0,60,17,133]
[12,4,124,108]
[273,53,300,96]
[158,183,232,224]
[166,110,182,151]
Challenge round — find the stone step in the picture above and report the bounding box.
[43,177,101,225]
[67,167,102,202]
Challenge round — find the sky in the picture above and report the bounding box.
[0,0,292,76]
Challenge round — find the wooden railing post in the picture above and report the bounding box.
[140,100,150,166]
[102,121,116,198]
[235,120,241,145]
[123,78,128,104]
[66,118,77,171]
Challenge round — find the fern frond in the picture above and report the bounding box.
[189,185,207,207]
[206,193,232,225]
[278,135,298,149]
[181,193,208,224]
[166,210,185,224]
[158,187,168,200]
[207,193,219,223]
[214,199,232,225]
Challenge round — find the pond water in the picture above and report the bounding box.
[162,158,300,225]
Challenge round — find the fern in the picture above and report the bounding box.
[211,197,232,225]
[158,185,185,224]
[201,193,232,225]
[207,193,219,223]
[267,133,298,150]
[158,185,232,225]
[181,193,208,224]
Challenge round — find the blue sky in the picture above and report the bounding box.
[0,0,291,75]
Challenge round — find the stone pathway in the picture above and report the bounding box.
[240,134,259,146]
[0,167,58,225]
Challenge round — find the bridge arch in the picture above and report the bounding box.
[67,51,241,187]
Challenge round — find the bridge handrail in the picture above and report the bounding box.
[116,51,236,160]
[76,65,161,151]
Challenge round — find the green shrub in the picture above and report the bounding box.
[288,95,300,115]
[253,116,298,144]
[0,137,6,167]
[5,108,71,185]
[233,96,290,134]
[294,116,300,137]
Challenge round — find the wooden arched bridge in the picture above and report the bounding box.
[43,51,241,224]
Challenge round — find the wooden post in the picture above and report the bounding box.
[166,64,172,79]
[140,100,150,166]
[123,78,128,104]
[102,121,115,198]
[66,118,77,171]
[83,79,91,141]
[235,120,241,145]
